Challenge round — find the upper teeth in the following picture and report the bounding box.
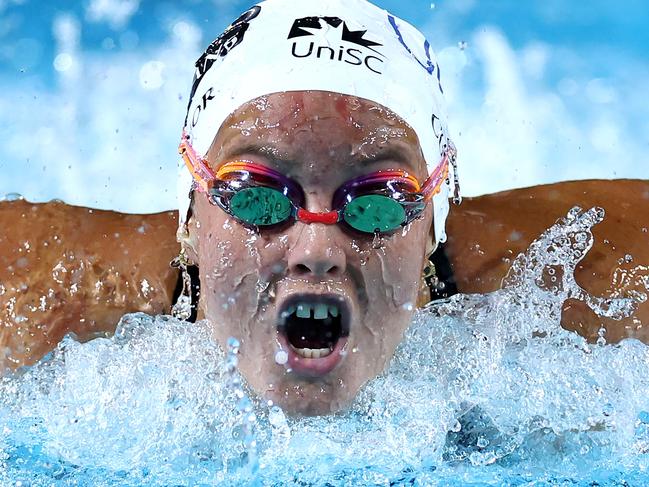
[286,303,339,319]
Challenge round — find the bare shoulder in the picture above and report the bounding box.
[444,179,649,344]
[0,200,179,370]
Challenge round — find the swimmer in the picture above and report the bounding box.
[2,0,649,416]
[173,0,456,415]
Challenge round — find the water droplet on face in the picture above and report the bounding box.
[372,231,382,249]
[277,234,289,247]
[274,350,288,365]
[256,279,270,294]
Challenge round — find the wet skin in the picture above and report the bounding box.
[185,91,435,415]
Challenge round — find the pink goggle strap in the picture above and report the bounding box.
[178,131,216,193]
[180,131,451,207]
[421,153,450,201]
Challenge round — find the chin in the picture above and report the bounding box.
[237,345,363,416]
[262,372,358,416]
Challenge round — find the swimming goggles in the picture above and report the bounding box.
[179,133,451,235]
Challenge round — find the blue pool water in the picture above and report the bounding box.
[2,207,649,486]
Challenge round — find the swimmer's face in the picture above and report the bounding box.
[188,91,433,415]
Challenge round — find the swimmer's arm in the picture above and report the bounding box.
[0,200,179,371]
[443,179,649,344]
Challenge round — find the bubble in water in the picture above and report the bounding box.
[268,406,286,428]
[267,405,291,449]
[227,337,241,355]
[597,326,607,346]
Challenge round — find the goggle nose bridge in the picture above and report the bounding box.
[295,208,340,225]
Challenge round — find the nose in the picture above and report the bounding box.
[287,222,347,278]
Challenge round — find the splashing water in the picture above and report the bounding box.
[2,207,649,486]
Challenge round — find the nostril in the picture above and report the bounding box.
[295,263,311,275]
[326,265,341,276]
[291,263,342,277]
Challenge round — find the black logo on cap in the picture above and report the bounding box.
[185,5,262,126]
[288,16,384,74]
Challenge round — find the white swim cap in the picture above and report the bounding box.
[178,0,456,244]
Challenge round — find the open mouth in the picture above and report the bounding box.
[277,294,351,376]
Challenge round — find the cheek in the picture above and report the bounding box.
[193,203,290,331]
[342,218,428,363]
[360,220,428,310]
[200,225,258,329]
[200,221,261,276]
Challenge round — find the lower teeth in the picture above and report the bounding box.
[292,346,333,359]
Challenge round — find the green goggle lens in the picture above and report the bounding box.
[343,194,407,233]
[230,187,293,226]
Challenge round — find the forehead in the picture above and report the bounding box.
[207,91,427,176]
[226,90,405,126]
